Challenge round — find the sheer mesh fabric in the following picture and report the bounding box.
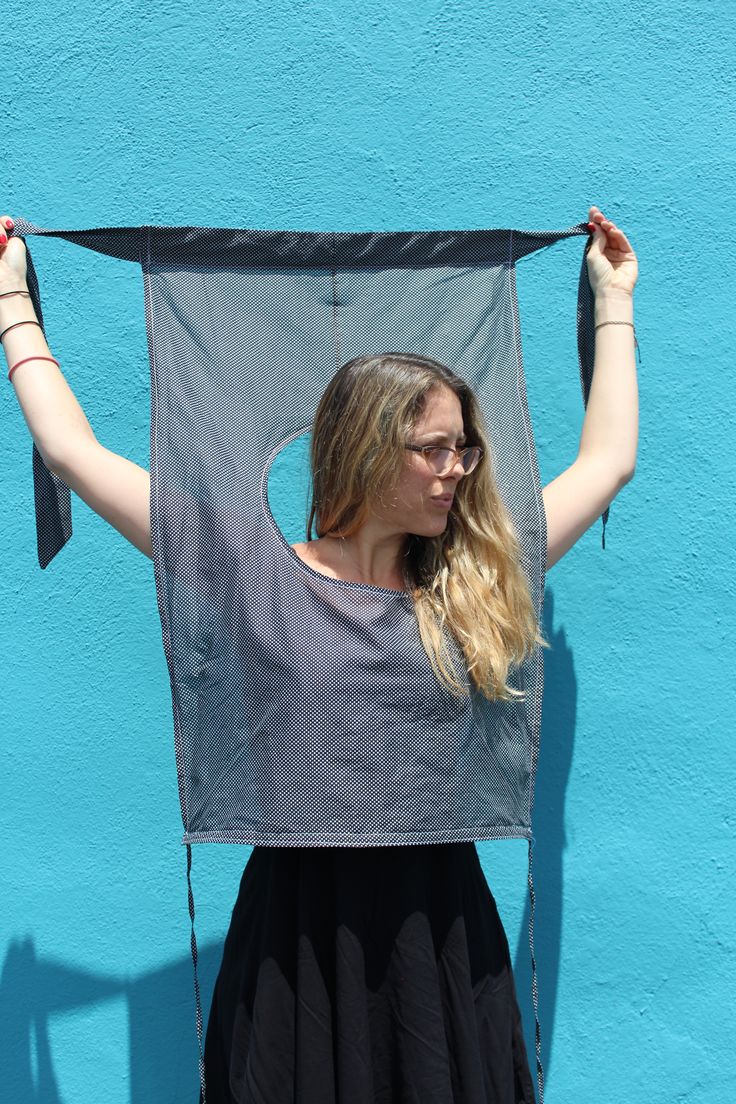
[14,217,599,1103]
[16,218,598,851]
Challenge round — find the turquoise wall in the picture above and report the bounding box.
[2,2,732,1101]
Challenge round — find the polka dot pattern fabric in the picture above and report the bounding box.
[15,220,598,1104]
[15,218,598,851]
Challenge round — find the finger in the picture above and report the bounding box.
[588,211,608,237]
[601,220,634,252]
[596,215,628,244]
[587,220,607,255]
[0,214,12,249]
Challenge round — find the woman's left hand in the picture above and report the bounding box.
[586,205,638,296]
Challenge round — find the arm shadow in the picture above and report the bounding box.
[1,933,224,1104]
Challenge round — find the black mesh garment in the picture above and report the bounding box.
[14,217,601,1103]
[15,218,600,848]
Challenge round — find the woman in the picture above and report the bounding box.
[1,206,638,1103]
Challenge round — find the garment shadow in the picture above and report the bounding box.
[1,934,223,1104]
[512,586,577,1084]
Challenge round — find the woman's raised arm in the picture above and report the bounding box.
[1,214,153,560]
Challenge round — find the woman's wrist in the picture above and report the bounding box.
[594,285,634,299]
[0,289,37,328]
[0,278,30,296]
[594,286,634,325]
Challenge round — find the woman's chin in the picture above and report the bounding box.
[406,517,450,539]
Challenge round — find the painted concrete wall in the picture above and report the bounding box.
[2,2,732,1101]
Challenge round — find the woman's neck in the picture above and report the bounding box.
[296,523,409,590]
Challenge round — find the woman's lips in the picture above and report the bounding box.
[431,495,454,508]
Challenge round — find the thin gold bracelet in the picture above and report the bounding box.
[594,320,641,364]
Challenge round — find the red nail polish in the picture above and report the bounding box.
[0,234,6,244]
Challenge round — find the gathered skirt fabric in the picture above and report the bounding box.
[200,842,536,1104]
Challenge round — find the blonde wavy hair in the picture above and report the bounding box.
[306,353,549,701]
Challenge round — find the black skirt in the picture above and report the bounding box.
[201,842,536,1104]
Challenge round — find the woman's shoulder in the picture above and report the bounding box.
[290,540,324,571]
[290,539,352,581]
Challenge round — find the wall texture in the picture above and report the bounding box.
[2,2,732,1102]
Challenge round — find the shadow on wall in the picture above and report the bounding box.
[513,586,578,1083]
[1,935,223,1104]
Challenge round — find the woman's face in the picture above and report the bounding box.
[373,384,468,538]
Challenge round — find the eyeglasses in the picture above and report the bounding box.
[404,443,483,476]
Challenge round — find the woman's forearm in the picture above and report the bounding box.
[577,287,639,478]
[1,283,97,472]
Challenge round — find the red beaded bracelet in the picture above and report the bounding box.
[8,355,60,383]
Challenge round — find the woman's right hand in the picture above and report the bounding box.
[0,215,28,290]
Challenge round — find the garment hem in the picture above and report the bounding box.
[182,825,533,846]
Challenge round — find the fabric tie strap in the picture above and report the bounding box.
[10,218,606,568]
